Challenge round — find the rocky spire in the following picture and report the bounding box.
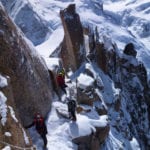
[60,4,85,72]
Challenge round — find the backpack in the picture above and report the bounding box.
[67,100,76,111]
[34,115,44,133]
[56,74,65,86]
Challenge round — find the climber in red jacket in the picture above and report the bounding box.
[25,113,47,148]
[56,72,67,94]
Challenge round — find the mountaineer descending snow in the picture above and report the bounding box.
[25,113,48,149]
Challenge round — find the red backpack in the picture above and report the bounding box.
[34,114,44,133]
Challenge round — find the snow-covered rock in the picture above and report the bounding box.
[0,74,33,149]
[0,91,7,126]
[0,75,8,88]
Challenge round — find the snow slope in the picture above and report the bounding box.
[46,101,108,150]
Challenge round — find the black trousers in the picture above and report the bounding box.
[40,133,47,146]
[37,127,47,147]
[60,84,67,94]
[69,110,76,121]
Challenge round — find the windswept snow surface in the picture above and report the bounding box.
[2,146,11,150]
[36,27,64,57]
[44,57,60,71]
[46,102,108,150]
[77,73,94,89]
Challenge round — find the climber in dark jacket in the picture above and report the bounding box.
[25,113,47,147]
[67,99,77,121]
[56,72,67,94]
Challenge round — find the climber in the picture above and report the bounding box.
[25,113,47,148]
[56,69,67,94]
[67,99,77,121]
[57,67,65,77]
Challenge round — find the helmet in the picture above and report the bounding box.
[57,67,65,75]
[59,72,63,74]
[36,114,41,118]
[58,72,63,76]
[34,112,41,119]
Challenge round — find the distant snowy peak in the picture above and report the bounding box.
[0,0,51,45]
[26,0,150,79]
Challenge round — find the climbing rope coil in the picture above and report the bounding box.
[0,140,36,150]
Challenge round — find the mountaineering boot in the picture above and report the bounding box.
[43,145,48,150]
[72,116,76,121]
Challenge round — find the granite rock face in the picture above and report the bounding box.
[73,125,110,150]
[0,75,33,149]
[0,4,53,126]
[60,4,85,72]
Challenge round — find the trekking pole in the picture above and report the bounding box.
[69,86,71,100]
[75,78,78,101]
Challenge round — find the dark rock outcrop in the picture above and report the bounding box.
[95,38,150,148]
[73,125,109,150]
[119,52,150,148]
[60,4,85,72]
[123,42,137,57]
[86,24,150,148]
[86,29,118,79]
[96,42,117,76]
[0,4,53,126]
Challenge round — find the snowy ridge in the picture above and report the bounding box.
[1,0,150,149]
[27,0,149,149]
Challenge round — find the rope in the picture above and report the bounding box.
[0,140,36,150]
